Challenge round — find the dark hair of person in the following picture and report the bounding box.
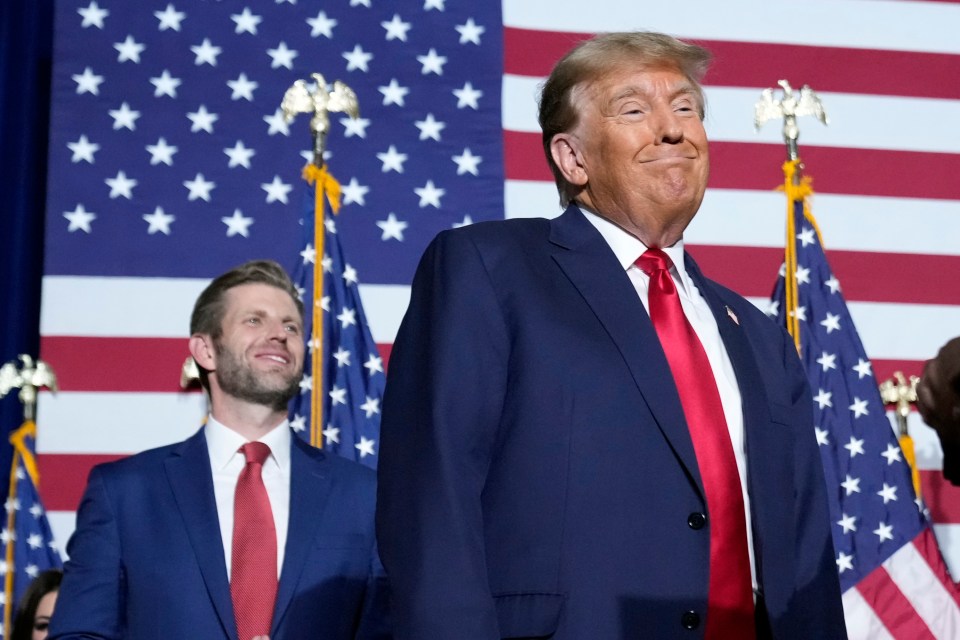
[189,260,303,389]
[538,31,712,207]
[11,569,62,640]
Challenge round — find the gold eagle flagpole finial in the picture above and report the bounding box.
[755,80,829,350]
[754,79,829,168]
[281,73,359,447]
[879,372,923,499]
[281,72,359,168]
[0,354,58,423]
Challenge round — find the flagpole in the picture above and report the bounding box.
[281,74,359,448]
[0,355,59,636]
[754,80,829,351]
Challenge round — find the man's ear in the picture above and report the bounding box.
[189,334,216,372]
[550,133,588,187]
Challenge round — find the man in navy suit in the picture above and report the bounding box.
[50,260,388,640]
[377,32,846,639]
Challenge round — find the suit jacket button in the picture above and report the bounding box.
[681,611,701,630]
[688,512,706,529]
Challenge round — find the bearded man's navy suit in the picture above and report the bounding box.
[49,429,389,639]
[377,206,846,639]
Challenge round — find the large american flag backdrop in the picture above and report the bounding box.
[36,0,960,635]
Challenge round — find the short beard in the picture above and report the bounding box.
[213,339,301,412]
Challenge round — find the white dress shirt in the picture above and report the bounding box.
[206,416,291,580]
[581,208,758,591]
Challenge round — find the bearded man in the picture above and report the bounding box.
[51,260,389,640]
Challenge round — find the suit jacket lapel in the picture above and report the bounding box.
[271,437,333,633]
[163,429,236,639]
[683,255,774,445]
[550,206,704,495]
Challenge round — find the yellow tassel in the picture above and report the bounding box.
[898,433,923,501]
[301,164,343,448]
[4,421,38,636]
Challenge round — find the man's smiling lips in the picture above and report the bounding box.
[639,154,697,163]
[255,351,291,365]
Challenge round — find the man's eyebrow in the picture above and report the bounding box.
[606,83,698,107]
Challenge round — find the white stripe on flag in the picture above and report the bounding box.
[40,277,410,344]
[36,392,206,454]
[741,298,960,362]
[843,586,896,640]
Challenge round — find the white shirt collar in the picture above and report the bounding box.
[205,414,291,474]
[578,206,694,296]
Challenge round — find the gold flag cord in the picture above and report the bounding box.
[781,159,823,353]
[3,421,39,636]
[303,164,343,448]
[900,431,922,500]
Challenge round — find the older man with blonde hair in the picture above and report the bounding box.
[378,32,845,639]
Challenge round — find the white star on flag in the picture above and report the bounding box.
[261,176,293,204]
[377,213,407,241]
[221,209,253,237]
[378,79,409,107]
[231,8,262,34]
[382,14,411,41]
[187,105,218,133]
[224,141,255,168]
[191,38,222,66]
[78,1,109,28]
[155,4,186,32]
[114,36,145,63]
[68,135,100,163]
[267,41,298,69]
[73,67,104,95]
[455,18,485,45]
[307,11,336,38]
[343,44,373,72]
[143,207,175,235]
[184,174,215,201]
[146,138,177,166]
[355,436,376,458]
[64,204,96,233]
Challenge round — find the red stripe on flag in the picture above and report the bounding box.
[38,453,124,512]
[504,131,960,200]
[40,336,394,392]
[872,360,924,383]
[41,336,191,392]
[855,565,937,640]
[922,470,960,524]
[686,244,960,306]
[504,27,960,100]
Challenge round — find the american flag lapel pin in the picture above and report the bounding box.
[726,306,740,326]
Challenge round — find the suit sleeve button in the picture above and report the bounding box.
[687,512,706,529]
[681,611,701,630]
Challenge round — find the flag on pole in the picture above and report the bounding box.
[289,163,384,469]
[769,159,960,639]
[2,422,62,638]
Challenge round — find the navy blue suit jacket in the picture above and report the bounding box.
[377,206,846,639]
[50,428,389,639]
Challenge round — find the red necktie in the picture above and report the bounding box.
[636,249,755,639]
[231,442,278,640]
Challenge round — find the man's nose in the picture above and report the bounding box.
[266,320,289,341]
[653,107,684,144]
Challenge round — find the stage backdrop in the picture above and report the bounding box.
[37,0,960,606]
